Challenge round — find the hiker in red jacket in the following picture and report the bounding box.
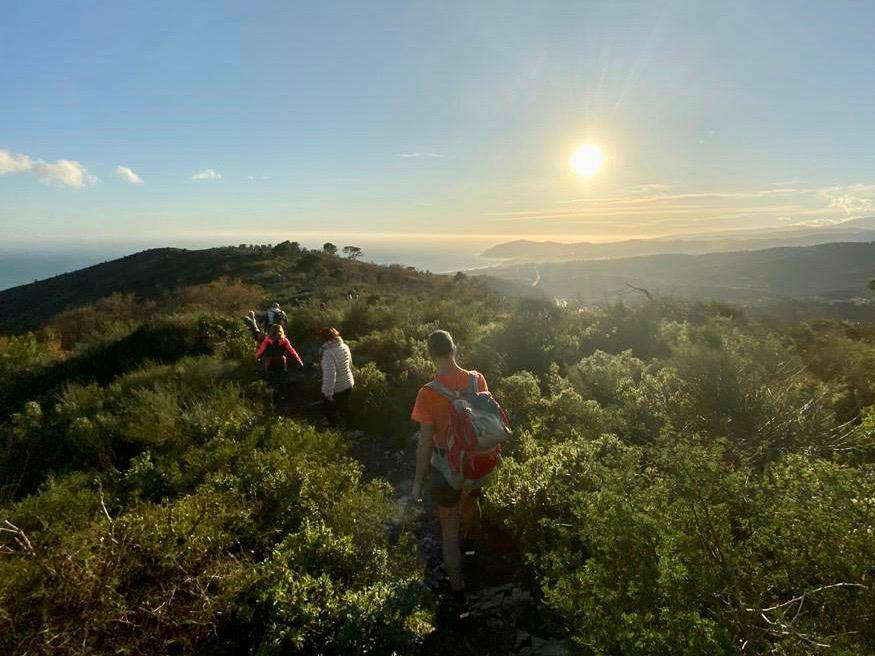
[256,324,303,404]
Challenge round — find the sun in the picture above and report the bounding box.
[570,143,604,177]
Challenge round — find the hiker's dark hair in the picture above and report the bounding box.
[427,329,455,357]
[319,326,340,342]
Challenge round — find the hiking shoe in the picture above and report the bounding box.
[436,588,469,623]
[451,589,471,619]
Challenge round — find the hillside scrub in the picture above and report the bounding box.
[2,252,874,654]
[1,420,424,655]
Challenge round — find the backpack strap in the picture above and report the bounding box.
[467,372,479,395]
[425,379,459,401]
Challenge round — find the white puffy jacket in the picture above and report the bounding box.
[321,338,354,397]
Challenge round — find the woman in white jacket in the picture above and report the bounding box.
[319,326,355,427]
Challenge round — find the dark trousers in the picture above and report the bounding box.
[324,387,352,428]
[266,363,288,403]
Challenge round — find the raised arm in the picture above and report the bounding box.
[255,337,269,360]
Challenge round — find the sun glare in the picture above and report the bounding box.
[571,143,604,177]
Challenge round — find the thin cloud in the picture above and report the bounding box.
[627,183,672,194]
[488,205,806,222]
[828,194,872,215]
[483,184,869,236]
[819,184,875,216]
[785,215,869,227]
[115,165,143,184]
[398,152,444,159]
[191,168,222,180]
[555,188,804,206]
[0,148,97,188]
[770,178,803,187]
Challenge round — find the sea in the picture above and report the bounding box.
[0,235,506,292]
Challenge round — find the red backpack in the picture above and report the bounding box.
[427,372,512,490]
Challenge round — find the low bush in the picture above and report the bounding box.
[1,420,425,656]
[4,263,875,656]
[485,434,875,655]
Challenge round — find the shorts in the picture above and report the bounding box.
[428,466,482,508]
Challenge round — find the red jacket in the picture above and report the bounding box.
[256,336,303,370]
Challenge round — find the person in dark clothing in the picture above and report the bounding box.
[266,302,288,328]
[256,324,303,404]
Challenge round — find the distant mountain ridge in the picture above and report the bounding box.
[4,240,874,336]
[477,241,875,305]
[482,217,875,261]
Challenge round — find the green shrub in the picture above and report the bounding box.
[4,265,875,656]
[1,419,427,655]
[496,371,541,429]
[485,433,875,655]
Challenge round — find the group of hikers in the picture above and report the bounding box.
[245,303,355,428]
[245,302,512,608]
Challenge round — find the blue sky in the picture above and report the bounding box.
[2,0,875,245]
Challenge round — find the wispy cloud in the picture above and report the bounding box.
[627,183,672,194]
[115,165,143,184]
[482,184,872,236]
[791,217,856,227]
[0,148,98,188]
[398,152,444,159]
[191,168,222,180]
[770,178,803,187]
[551,188,804,208]
[819,184,875,216]
[487,204,806,223]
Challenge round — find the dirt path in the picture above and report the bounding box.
[347,432,568,656]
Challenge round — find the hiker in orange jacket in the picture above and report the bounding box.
[411,329,489,599]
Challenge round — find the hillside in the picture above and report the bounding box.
[0,243,429,333]
[478,241,875,305]
[2,246,875,655]
[483,218,875,261]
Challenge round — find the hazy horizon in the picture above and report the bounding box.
[4,210,874,291]
[0,234,510,291]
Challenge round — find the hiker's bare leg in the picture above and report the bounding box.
[437,503,463,591]
[459,491,481,541]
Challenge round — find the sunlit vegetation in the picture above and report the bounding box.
[1,245,874,654]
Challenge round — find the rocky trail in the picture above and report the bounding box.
[264,357,567,654]
[348,434,568,656]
